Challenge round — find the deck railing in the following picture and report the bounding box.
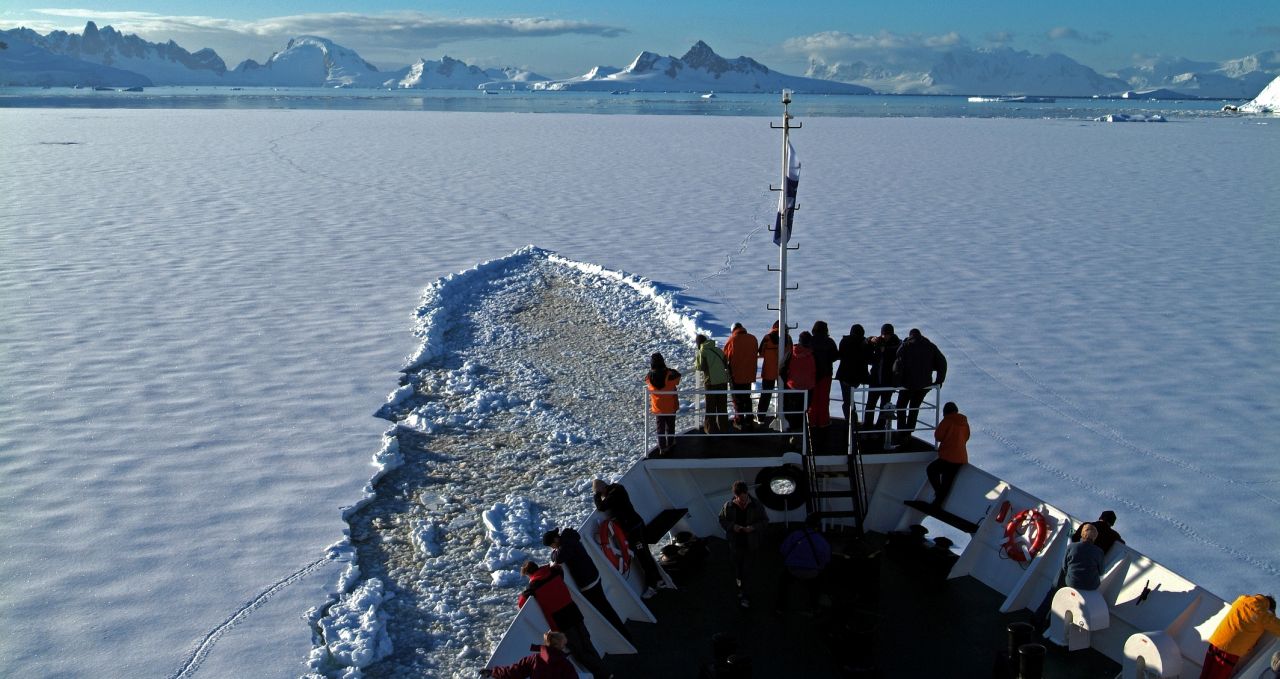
[641,386,809,454]
[840,384,943,452]
[641,382,943,455]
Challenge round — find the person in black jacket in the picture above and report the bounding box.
[893,328,947,441]
[865,323,902,431]
[592,479,661,598]
[544,528,632,640]
[809,321,839,429]
[718,480,768,608]
[1070,511,1125,553]
[836,324,872,425]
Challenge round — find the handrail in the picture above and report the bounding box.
[641,386,810,455]
[641,383,943,455]
[836,384,943,451]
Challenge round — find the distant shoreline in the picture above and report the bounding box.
[0,87,1236,119]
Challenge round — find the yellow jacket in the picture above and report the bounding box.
[1208,594,1280,657]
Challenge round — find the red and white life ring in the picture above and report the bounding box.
[597,519,632,574]
[1001,509,1049,563]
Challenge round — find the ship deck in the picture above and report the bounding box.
[614,526,1121,678]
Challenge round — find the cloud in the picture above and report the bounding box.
[1046,26,1111,45]
[985,31,1015,46]
[782,30,971,69]
[9,8,626,49]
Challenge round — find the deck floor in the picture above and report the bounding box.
[609,526,1120,678]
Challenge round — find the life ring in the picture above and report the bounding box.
[597,519,632,574]
[1001,509,1049,563]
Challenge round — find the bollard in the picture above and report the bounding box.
[1018,643,1045,679]
[1003,622,1034,677]
[1007,622,1034,660]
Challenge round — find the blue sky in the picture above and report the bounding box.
[2,2,1277,76]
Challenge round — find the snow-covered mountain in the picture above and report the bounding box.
[0,23,547,90]
[0,32,152,87]
[1111,51,1280,99]
[534,41,871,94]
[807,46,1129,96]
[2,21,225,85]
[384,56,548,90]
[232,36,382,88]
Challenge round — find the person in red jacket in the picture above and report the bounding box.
[517,562,613,678]
[927,401,969,507]
[482,631,577,679]
[1199,594,1280,679]
[723,323,759,428]
[783,332,817,436]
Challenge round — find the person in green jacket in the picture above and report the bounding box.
[695,334,731,434]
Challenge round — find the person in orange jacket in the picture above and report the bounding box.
[645,353,681,454]
[1199,594,1280,679]
[757,322,792,425]
[723,323,759,429]
[927,401,969,507]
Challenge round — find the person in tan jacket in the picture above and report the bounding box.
[927,401,969,507]
[1200,594,1280,679]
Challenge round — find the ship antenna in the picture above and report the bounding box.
[768,89,801,431]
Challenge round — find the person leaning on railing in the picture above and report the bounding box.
[1199,594,1280,679]
[865,324,901,431]
[480,630,576,679]
[892,328,947,442]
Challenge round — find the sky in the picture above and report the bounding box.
[2,2,1278,78]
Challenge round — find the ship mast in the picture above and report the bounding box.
[769,90,800,430]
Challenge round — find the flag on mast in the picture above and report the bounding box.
[773,140,800,246]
